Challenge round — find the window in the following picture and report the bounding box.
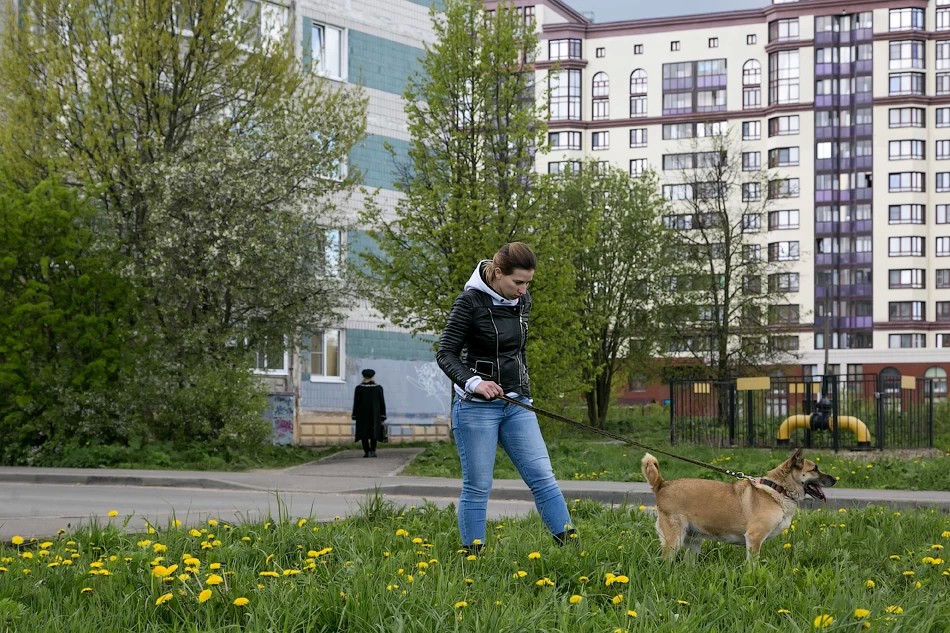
[938,269,950,288]
[742,214,761,233]
[548,160,581,175]
[629,69,647,118]
[939,73,950,96]
[743,244,762,262]
[629,158,647,176]
[939,237,950,256]
[888,204,924,224]
[634,44,643,55]
[889,8,924,31]
[768,115,799,136]
[888,236,924,256]
[888,172,924,192]
[742,182,761,202]
[709,37,718,48]
[889,269,925,288]
[629,128,647,148]
[938,205,950,224]
[939,108,950,128]
[549,131,581,150]
[253,337,288,375]
[889,140,925,160]
[742,152,761,171]
[592,131,609,150]
[937,302,950,322]
[663,184,693,200]
[592,72,609,120]
[768,50,799,105]
[768,241,800,262]
[889,107,925,128]
[769,272,800,292]
[549,38,582,60]
[742,120,761,140]
[768,304,800,325]
[240,1,290,47]
[596,47,605,58]
[310,330,343,379]
[768,209,799,230]
[768,178,799,199]
[549,69,581,121]
[768,147,799,167]
[309,21,345,80]
[770,336,799,352]
[747,34,757,45]
[940,8,950,31]
[768,18,799,42]
[924,366,948,396]
[889,40,925,70]
[939,334,950,348]
[889,72,925,96]
[889,334,926,348]
[939,173,950,192]
[889,302,925,321]
[671,41,680,51]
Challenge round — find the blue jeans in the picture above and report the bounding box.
[452,394,572,546]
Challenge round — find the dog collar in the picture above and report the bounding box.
[758,478,790,498]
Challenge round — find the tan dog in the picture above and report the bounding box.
[641,449,835,558]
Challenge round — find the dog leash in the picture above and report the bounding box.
[496,394,754,481]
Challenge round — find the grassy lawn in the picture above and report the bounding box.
[0,499,946,632]
[404,402,950,491]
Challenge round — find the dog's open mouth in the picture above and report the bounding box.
[804,482,826,501]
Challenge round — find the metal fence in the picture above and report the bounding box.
[669,374,934,451]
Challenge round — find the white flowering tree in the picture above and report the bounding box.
[0,0,367,447]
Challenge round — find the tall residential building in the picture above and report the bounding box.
[512,0,950,397]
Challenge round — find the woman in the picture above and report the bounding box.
[436,242,575,552]
[352,368,386,457]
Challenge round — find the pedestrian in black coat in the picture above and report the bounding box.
[352,369,387,457]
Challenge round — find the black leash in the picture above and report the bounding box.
[496,394,754,481]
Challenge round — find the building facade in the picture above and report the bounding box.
[515,0,950,398]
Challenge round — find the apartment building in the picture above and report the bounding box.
[514,0,950,396]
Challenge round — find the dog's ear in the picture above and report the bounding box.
[789,448,804,468]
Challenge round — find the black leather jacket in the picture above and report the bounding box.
[436,288,531,398]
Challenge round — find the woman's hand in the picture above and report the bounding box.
[473,380,504,399]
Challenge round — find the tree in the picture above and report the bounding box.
[0,178,135,463]
[360,0,587,401]
[662,131,799,382]
[549,162,686,426]
[0,0,367,445]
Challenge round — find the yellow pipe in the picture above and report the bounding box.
[777,414,871,444]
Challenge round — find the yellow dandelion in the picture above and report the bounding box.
[854,609,870,618]
[902,571,915,577]
[283,569,300,576]
[81,587,93,594]
[942,531,950,538]
[627,610,638,617]
[614,575,629,584]
[865,579,875,589]
[677,600,690,606]
[528,552,541,560]
[777,609,791,615]
[513,570,527,579]
[454,601,468,609]
[395,529,409,537]
[784,543,793,549]
[465,554,477,561]
[297,518,307,528]
[11,536,24,546]
[258,571,279,578]
[889,555,901,561]
[569,594,582,604]
[813,614,834,628]
[417,562,429,570]
[107,510,118,517]
[885,605,903,614]
[612,594,624,605]
[198,589,212,603]
[233,597,249,606]
[535,577,554,587]
[209,563,222,570]
[411,537,423,544]
[206,574,224,586]
[156,593,174,605]
[153,543,167,554]
[137,539,152,548]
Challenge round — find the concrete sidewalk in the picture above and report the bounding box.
[1,446,948,512]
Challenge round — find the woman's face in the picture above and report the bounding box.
[494,267,534,299]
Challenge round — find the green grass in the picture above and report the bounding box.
[0,498,947,632]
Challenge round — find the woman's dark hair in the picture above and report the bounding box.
[484,242,536,279]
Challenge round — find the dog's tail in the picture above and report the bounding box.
[640,453,664,492]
